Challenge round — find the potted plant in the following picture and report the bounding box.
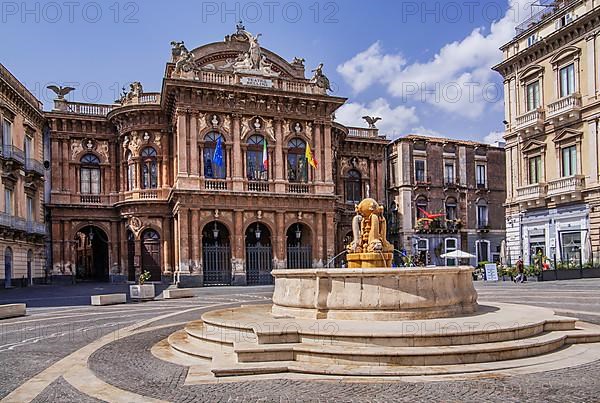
[130,271,155,301]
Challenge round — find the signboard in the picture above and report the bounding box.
[240,76,273,88]
[484,263,499,282]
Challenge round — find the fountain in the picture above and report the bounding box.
[155,199,600,381]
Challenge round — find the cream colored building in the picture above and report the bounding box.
[0,63,47,287]
[493,0,600,265]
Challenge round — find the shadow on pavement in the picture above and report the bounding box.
[0,283,172,308]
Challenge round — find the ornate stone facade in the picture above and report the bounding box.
[45,27,388,286]
[493,1,600,266]
[387,135,506,266]
[0,63,47,286]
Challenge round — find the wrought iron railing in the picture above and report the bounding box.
[0,145,25,164]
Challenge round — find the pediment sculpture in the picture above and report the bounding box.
[227,29,280,78]
[171,41,197,79]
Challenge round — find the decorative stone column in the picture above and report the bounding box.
[231,210,246,285]
[162,216,172,276]
[176,109,188,177]
[190,112,199,177]
[274,118,285,193]
[191,210,201,275]
[232,114,244,191]
[274,211,286,269]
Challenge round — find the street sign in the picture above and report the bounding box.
[484,263,499,281]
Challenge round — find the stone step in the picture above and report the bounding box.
[208,340,600,378]
[201,304,577,347]
[185,322,257,346]
[167,330,231,360]
[234,331,570,366]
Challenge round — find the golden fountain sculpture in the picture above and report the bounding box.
[346,198,394,268]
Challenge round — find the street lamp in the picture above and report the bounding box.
[255,224,262,240]
[212,222,219,239]
[88,227,94,241]
[567,239,583,273]
[295,224,302,240]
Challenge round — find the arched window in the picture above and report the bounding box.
[345,169,362,203]
[141,147,158,189]
[416,196,428,219]
[287,138,307,183]
[246,135,267,181]
[80,154,101,195]
[126,151,136,191]
[204,132,226,179]
[445,197,458,221]
[476,199,488,228]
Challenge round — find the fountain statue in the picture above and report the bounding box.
[346,198,393,268]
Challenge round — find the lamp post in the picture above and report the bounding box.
[295,224,302,245]
[212,222,220,240]
[567,239,583,277]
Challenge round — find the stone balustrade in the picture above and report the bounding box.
[515,108,545,131]
[547,175,585,196]
[547,93,582,120]
[516,182,548,201]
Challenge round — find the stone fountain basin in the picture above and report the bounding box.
[271,266,478,320]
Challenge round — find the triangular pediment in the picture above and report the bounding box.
[553,128,582,143]
[522,139,546,153]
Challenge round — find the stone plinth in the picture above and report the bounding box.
[346,252,393,268]
[271,267,478,320]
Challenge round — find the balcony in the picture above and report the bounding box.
[444,178,460,189]
[546,93,582,122]
[414,176,432,188]
[247,181,270,192]
[80,195,102,204]
[0,214,45,235]
[0,145,25,165]
[25,158,45,177]
[287,183,311,194]
[26,221,46,235]
[515,108,545,134]
[204,179,229,191]
[516,183,548,208]
[547,175,585,202]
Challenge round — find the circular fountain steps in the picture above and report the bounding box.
[162,302,600,378]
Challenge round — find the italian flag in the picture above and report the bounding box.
[305,143,318,169]
[262,139,268,170]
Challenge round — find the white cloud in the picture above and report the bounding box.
[336,41,405,94]
[335,98,418,138]
[484,130,505,144]
[410,126,440,137]
[336,1,531,118]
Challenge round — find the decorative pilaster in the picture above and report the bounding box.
[232,114,244,191]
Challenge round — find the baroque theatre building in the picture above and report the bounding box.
[46,26,388,286]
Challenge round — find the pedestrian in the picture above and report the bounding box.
[515,257,524,283]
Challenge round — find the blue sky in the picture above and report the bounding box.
[0,0,531,142]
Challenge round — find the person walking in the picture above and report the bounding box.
[515,257,525,283]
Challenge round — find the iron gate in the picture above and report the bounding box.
[246,245,273,285]
[287,245,312,269]
[203,245,232,285]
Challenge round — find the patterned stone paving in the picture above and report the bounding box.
[1,279,600,402]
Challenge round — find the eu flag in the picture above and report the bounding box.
[212,136,224,167]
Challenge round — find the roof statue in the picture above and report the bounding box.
[362,116,382,129]
[46,85,75,100]
[230,26,280,77]
[310,63,331,92]
[170,41,196,79]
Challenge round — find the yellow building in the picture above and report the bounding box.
[493,0,600,265]
[0,64,47,286]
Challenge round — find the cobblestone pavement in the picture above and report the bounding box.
[1,279,600,402]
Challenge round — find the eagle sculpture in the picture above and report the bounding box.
[46,85,76,100]
[362,116,381,129]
